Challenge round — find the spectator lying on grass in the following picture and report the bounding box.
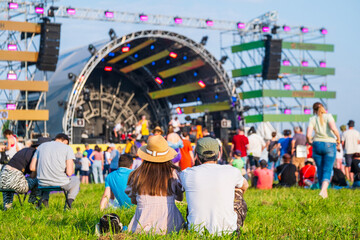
[180,137,249,236]
[100,154,134,210]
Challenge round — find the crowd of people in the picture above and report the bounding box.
[0,102,359,236]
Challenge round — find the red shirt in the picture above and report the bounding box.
[299,164,316,186]
[180,139,193,170]
[232,134,249,157]
[253,168,273,189]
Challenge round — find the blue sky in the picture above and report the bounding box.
[57,0,360,127]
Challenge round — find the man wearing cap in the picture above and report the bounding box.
[0,137,51,210]
[109,143,120,172]
[180,137,249,235]
[30,133,80,208]
[342,120,360,182]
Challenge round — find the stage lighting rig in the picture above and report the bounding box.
[200,36,208,46]
[48,6,59,17]
[108,28,116,40]
[68,72,77,82]
[220,56,228,64]
[88,44,97,56]
[234,80,243,88]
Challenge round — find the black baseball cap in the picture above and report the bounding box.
[348,120,355,127]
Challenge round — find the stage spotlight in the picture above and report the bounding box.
[150,45,155,50]
[152,61,155,66]
[166,59,170,64]
[35,4,44,14]
[283,83,291,90]
[7,43,17,51]
[122,46,130,52]
[243,105,251,112]
[104,66,112,72]
[48,6,58,17]
[319,61,326,68]
[300,26,308,33]
[172,78,176,82]
[88,44,96,55]
[200,36,208,46]
[301,60,308,67]
[174,17,182,24]
[183,56,187,60]
[220,56,228,64]
[6,103,16,110]
[197,96,201,101]
[108,28,116,40]
[237,22,245,29]
[304,108,311,114]
[185,115,192,121]
[155,77,163,84]
[66,7,76,15]
[193,71,198,77]
[83,88,90,102]
[8,2,18,9]
[169,52,178,58]
[139,14,148,21]
[271,25,280,34]
[182,96,187,103]
[215,94,219,100]
[284,108,291,115]
[302,84,310,91]
[77,106,84,118]
[198,80,206,88]
[235,80,243,88]
[7,70,17,80]
[282,59,290,66]
[283,25,291,32]
[262,25,270,32]
[108,52,115,57]
[124,59,128,64]
[176,107,182,114]
[320,84,327,91]
[320,28,328,35]
[205,19,214,26]
[105,11,114,18]
[68,72,77,82]
[134,53,138,58]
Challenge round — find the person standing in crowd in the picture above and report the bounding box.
[125,135,184,234]
[89,145,104,184]
[307,102,341,198]
[230,150,246,178]
[2,129,22,159]
[109,144,120,172]
[298,158,316,187]
[275,154,297,187]
[247,127,266,170]
[351,152,360,188]
[103,146,112,179]
[74,147,83,178]
[138,115,150,141]
[278,129,292,159]
[0,137,50,210]
[231,128,249,164]
[80,152,91,184]
[113,122,125,143]
[30,133,80,208]
[100,154,134,210]
[84,143,94,183]
[202,127,211,138]
[167,126,183,167]
[169,117,182,134]
[253,160,273,189]
[266,132,280,171]
[179,132,194,170]
[342,120,360,182]
[291,126,307,173]
[180,137,248,235]
[151,126,164,138]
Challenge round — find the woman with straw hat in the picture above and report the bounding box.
[125,135,184,234]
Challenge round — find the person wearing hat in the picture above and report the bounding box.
[342,120,360,182]
[125,135,184,234]
[299,158,316,187]
[274,153,297,187]
[151,126,164,136]
[180,137,249,235]
[30,133,80,208]
[0,137,51,210]
[80,151,91,184]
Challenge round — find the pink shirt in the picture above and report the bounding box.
[93,151,103,161]
[253,168,273,189]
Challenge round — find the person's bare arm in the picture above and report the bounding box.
[29,157,37,172]
[328,121,341,143]
[306,125,314,144]
[291,139,296,155]
[100,187,111,210]
[239,178,249,193]
[189,150,195,166]
[65,159,74,176]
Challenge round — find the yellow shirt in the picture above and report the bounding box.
[141,120,149,135]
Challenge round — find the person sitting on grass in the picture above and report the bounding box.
[253,160,273,189]
[351,153,360,188]
[230,150,246,178]
[125,135,184,234]
[180,137,249,235]
[275,153,297,187]
[80,151,91,184]
[100,154,134,210]
[298,158,316,187]
[0,137,50,210]
[30,133,80,209]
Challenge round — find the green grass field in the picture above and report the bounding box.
[0,184,359,239]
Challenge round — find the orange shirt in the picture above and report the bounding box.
[253,168,273,189]
[179,139,193,170]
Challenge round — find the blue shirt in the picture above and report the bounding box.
[109,149,120,170]
[278,138,292,156]
[85,149,94,164]
[105,167,133,208]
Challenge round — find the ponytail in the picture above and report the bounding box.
[313,102,327,125]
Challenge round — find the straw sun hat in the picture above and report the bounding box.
[137,135,177,163]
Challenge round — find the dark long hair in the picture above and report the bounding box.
[127,160,180,196]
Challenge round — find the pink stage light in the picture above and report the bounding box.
[6,104,16,110]
[237,22,245,29]
[320,84,327,91]
[139,14,148,21]
[155,77,163,84]
[169,52,177,58]
[35,7,44,14]
[205,19,214,26]
[104,66,112,72]
[174,17,182,24]
[122,46,130,52]
[304,108,311,114]
[176,107,182,114]
[302,84,310,91]
[283,25,291,32]
[7,71,17,80]
[262,26,270,32]
[319,61,326,68]
[301,60,308,67]
[284,109,291,115]
[282,59,290,66]
[301,27,309,33]
[67,8,76,15]
[198,80,206,88]
[7,44,17,51]
[283,83,291,90]
[320,28,328,35]
[8,2,18,9]
[105,11,114,18]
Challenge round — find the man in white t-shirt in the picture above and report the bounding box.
[247,127,266,169]
[180,138,249,235]
[169,117,182,133]
[342,120,360,182]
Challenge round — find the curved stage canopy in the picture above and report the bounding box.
[46,30,237,143]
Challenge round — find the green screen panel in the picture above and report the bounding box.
[245,114,337,123]
[182,101,230,114]
[240,90,336,99]
[282,42,334,52]
[158,59,205,78]
[280,66,335,75]
[148,82,203,99]
[232,65,262,77]
[231,40,264,53]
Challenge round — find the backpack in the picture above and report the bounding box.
[99,213,123,234]
[268,141,279,162]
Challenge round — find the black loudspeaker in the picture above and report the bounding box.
[262,36,282,80]
[37,22,61,72]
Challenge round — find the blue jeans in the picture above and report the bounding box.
[312,141,336,185]
[353,181,360,188]
[92,160,104,184]
[268,159,280,181]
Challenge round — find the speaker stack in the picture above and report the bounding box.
[262,36,282,80]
